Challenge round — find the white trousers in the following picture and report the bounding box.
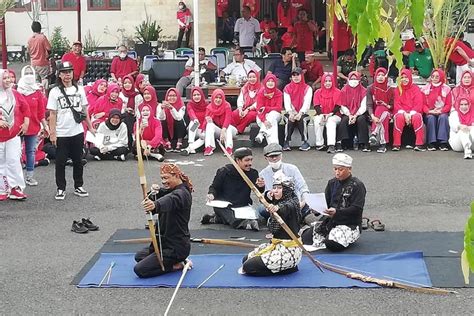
[449,128,474,152]
[187,124,205,151]
[204,123,237,149]
[313,115,341,146]
[0,136,25,193]
[256,111,281,144]
[456,62,474,84]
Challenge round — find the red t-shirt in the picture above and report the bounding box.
[110,57,138,81]
[294,21,316,52]
[27,33,51,67]
[336,20,352,52]
[61,52,87,81]
[216,0,229,18]
[301,60,324,82]
[448,38,474,66]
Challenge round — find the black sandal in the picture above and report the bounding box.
[370,219,385,231]
[361,217,370,230]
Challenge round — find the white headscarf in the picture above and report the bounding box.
[0,69,16,127]
[17,65,40,96]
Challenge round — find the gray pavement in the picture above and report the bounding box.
[1,146,474,315]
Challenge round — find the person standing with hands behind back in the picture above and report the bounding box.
[176,1,193,48]
[47,62,94,200]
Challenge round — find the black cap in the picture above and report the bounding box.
[233,147,253,159]
[57,61,74,72]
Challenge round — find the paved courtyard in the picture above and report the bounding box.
[1,146,473,314]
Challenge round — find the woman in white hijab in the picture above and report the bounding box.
[0,69,30,200]
[17,66,48,186]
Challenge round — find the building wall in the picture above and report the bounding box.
[5,0,217,52]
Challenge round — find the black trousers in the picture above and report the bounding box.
[161,119,187,141]
[214,206,244,229]
[284,114,310,142]
[89,146,128,160]
[337,114,369,145]
[55,132,84,190]
[177,28,192,48]
[123,112,135,151]
[134,246,182,278]
[241,254,299,276]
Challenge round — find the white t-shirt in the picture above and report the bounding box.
[234,17,261,47]
[47,85,88,137]
[222,60,261,78]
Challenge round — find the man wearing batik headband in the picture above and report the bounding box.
[134,163,193,278]
[302,153,366,251]
[240,170,302,276]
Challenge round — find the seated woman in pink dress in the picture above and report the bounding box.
[182,87,208,156]
[232,70,260,134]
[133,104,164,161]
[89,83,123,128]
[157,88,187,152]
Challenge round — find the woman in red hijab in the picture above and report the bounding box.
[282,67,312,151]
[182,87,208,156]
[255,74,283,145]
[89,83,123,128]
[86,79,107,108]
[337,71,370,152]
[138,85,158,119]
[448,97,474,159]
[176,2,193,48]
[133,104,164,161]
[393,69,425,151]
[134,74,148,95]
[203,89,236,156]
[157,88,186,152]
[313,73,341,153]
[366,67,394,153]
[119,75,144,151]
[232,70,260,134]
[451,70,474,104]
[421,69,452,151]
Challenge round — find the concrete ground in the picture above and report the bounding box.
[1,144,474,315]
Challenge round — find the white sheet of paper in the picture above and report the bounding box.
[85,131,104,148]
[306,193,329,215]
[231,206,258,220]
[206,200,231,208]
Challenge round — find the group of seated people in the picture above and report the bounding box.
[80,63,474,161]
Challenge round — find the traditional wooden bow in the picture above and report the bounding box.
[216,141,454,295]
[136,121,165,271]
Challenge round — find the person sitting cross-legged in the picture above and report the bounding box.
[90,109,129,161]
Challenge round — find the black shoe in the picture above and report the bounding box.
[66,158,73,166]
[82,218,99,231]
[439,143,449,151]
[427,144,437,151]
[335,143,343,152]
[377,144,387,153]
[316,145,326,151]
[361,144,371,152]
[71,220,88,234]
[414,145,426,152]
[81,158,88,166]
[392,146,400,151]
[326,145,335,153]
[201,214,216,224]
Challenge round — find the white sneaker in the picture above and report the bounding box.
[55,189,66,200]
[74,187,89,197]
[464,149,472,159]
[254,133,264,144]
[25,177,38,186]
[93,156,101,161]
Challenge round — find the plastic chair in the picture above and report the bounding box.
[210,49,228,71]
[182,50,194,58]
[176,47,194,56]
[142,55,159,72]
[127,51,137,59]
[162,50,176,60]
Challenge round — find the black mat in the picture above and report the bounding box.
[73,229,472,287]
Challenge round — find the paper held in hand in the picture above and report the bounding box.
[86,131,104,148]
[306,193,329,216]
[231,206,258,220]
[206,200,231,208]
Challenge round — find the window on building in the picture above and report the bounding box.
[88,0,121,11]
[42,0,78,11]
[9,1,32,12]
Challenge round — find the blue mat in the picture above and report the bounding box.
[78,251,432,288]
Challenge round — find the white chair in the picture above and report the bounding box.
[142,55,159,72]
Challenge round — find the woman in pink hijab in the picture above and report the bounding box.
[448,97,474,159]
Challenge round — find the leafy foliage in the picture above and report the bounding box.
[50,27,70,56]
[461,202,474,284]
[0,0,15,18]
[83,30,102,52]
[135,10,162,44]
